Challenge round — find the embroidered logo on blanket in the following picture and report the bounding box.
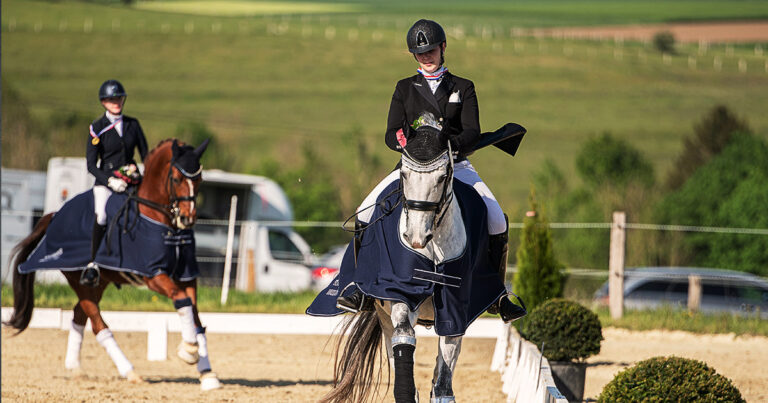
[39,248,63,263]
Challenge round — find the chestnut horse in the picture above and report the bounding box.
[5,139,221,391]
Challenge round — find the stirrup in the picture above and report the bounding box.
[80,262,101,287]
[336,283,372,313]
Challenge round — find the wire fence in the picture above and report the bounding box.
[5,209,768,235]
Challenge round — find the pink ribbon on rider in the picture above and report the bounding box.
[89,117,122,142]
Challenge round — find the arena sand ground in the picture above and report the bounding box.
[3,327,768,401]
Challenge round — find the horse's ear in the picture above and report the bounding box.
[193,138,211,158]
[172,139,181,159]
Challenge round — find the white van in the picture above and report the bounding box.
[28,158,315,292]
[196,170,315,292]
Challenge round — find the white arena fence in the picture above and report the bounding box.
[1,307,505,356]
[491,325,568,403]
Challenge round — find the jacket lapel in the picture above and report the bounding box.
[434,74,455,115]
[412,75,441,115]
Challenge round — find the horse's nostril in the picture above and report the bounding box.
[424,234,433,244]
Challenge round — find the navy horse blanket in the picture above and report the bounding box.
[19,190,199,281]
[307,180,506,336]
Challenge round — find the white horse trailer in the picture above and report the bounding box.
[1,168,47,284]
[6,158,314,292]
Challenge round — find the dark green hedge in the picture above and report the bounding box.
[598,356,745,402]
[521,299,602,362]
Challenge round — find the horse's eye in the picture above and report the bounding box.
[438,174,447,182]
[172,177,181,184]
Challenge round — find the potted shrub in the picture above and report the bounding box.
[522,299,603,402]
[599,356,745,402]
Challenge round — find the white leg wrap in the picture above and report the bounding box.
[65,321,85,370]
[96,328,133,377]
[176,305,197,344]
[196,332,212,373]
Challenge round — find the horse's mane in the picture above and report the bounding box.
[404,127,447,162]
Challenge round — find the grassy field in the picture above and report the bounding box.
[2,0,768,215]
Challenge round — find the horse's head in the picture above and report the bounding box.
[400,120,453,249]
[167,139,209,229]
[139,138,209,229]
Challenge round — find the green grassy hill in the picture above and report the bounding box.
[3,0,768,215]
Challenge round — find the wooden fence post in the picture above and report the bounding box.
[688,275,702,312]
[609,212,626,319]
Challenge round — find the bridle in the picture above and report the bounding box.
[401,147,455,230]
[131,157,201,227]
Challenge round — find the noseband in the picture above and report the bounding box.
[401,149,454,229]
[166,160,201,220]
[130,158,201,227]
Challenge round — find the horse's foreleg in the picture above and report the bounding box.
[391,302,418,403]
[431,336,462,402]
[178,279,222,391]
[145,274,199,363]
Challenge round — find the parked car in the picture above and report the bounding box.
[594,267,768,318]
[311,244,347,291]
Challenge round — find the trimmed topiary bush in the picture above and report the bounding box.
[598,356,745,402]
[522,299,602,362]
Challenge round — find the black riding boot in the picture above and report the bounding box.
[336,219,375,313]
[80,222,105,287]
[487,215,527,323]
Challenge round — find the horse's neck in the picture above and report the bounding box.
[137,163,171,225]
[399,198,466,264]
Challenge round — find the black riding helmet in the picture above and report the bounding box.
[407,19,446,54]
[99,79,127,100]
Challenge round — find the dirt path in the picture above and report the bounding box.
[3,327,766,401]
[535,21,768,43]
[1,328,505,402]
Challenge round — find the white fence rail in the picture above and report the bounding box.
[491,325,568,403]
[1,307,505,362]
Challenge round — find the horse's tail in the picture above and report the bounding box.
[4,213,53,334]
[320,310,387,403]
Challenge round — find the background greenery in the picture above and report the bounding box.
[2,0,768,266]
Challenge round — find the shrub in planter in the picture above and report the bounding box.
[522,298,603,362]
[522,299,603,401]
[598,356,745,402]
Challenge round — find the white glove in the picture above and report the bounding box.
[107,176,128,193]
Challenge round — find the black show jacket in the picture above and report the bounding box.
[385,72,481,156]
[86,114,148,186]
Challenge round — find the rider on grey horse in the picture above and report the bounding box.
[337,19,524,322]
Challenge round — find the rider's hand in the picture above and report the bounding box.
[107,176,128,193]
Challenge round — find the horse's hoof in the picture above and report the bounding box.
[431,396,456,403]
[176,341,199,365]
[125,370,144,383]
[200,371,222,391]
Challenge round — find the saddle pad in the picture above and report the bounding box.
[306,180,506,336]
[19,190,199,281]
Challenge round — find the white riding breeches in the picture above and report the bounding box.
[93,185,112,226]
[356,159,507,235]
